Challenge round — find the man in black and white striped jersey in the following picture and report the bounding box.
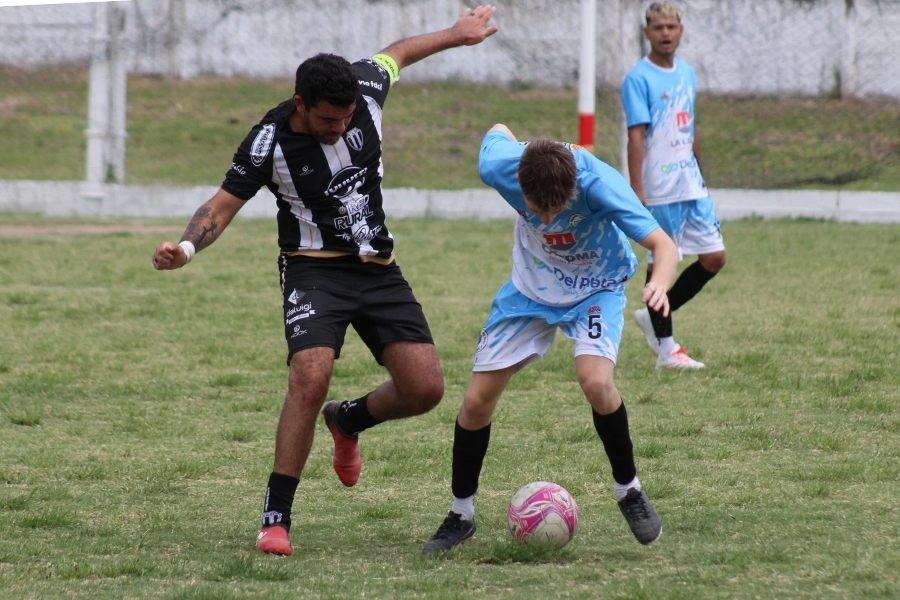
[151,5,498,556]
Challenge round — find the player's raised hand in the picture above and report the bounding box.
[152,241,189,270]
[453,5,499,45]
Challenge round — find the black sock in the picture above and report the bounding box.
[649,304,673,338]
[262,472,299,530]
[592,404,637,486]
[668,260,717,312]
[337,395,384,436]
[451,420,491,499]
[646,270,673,338]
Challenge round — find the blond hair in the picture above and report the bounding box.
[645,2,682,24]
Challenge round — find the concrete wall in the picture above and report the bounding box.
[1,0,899,97]
[2,180,899,224]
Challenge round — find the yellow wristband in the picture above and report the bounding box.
[372,54,400,84]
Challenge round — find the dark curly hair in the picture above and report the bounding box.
[294,53,358,109]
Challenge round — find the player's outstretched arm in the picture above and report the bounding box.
[637,228,677,316]
[151,188,245,270]
[377,5,498,71]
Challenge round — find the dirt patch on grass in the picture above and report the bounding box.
[0,225,183,238]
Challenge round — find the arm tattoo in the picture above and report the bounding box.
[181,206,220,252]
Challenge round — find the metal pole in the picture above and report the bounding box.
[840,0,858,99]
[85,2,110,193]
[109,4,128,184]
[577,0,597,152]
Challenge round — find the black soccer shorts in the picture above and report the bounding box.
[278,254,434,365]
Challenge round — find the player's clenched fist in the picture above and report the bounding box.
[152,241,189,270]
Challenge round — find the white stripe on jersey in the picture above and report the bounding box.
[274,142,324,250]
[322,138,353,174]
[363,95,385,180]
[362,95,392,242]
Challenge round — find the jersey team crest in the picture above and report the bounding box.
[345,128,364,152]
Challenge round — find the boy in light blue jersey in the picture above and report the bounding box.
[422,124,679,553]
[621,1,727,370]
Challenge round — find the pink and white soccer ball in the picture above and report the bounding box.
[507,481,579,547]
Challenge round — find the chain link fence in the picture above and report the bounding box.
[0,0,897,189]
[2,0,899,96]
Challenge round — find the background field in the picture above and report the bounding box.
[1,214,899,599]
[1,66,899,191]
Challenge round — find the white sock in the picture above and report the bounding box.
[451,496,475,521]
[614,476,641,501]
[658,337,677,357]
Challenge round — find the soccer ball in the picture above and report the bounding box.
[507,481,579,548]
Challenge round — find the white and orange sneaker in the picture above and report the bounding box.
[256,525,292,556]
[655,346,705,370]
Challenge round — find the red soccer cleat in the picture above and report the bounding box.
[256,525,292,556]
[321,401,362,487]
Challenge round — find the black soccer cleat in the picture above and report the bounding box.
[422,511,476,554]
[617,487,662,545]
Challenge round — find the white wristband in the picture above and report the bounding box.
[179,240,196,264]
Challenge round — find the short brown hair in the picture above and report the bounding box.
[517,139,577,214]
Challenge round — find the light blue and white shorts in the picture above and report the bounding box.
[646,195,725,263]
[473,279,626,372]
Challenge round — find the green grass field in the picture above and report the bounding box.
[1,214,899,599]
[1,66,899,191]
